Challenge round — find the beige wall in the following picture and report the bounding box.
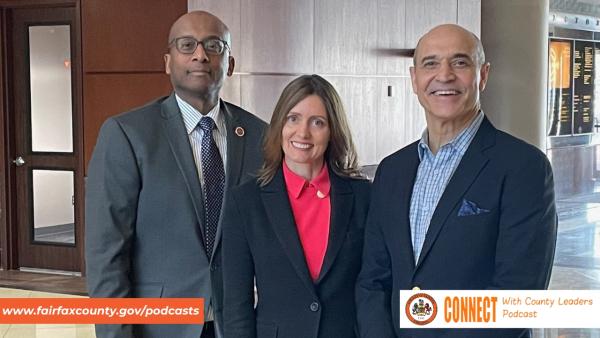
[190,0,481,164]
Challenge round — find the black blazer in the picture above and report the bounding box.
[222,167,370,338]
[356,117,556,338]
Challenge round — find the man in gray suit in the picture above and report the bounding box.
[85,11,266,338]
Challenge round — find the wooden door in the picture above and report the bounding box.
[9,5,81,272]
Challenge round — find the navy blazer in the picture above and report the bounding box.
[86,94,266,338]
[222,167,370,338]
[356,117,557,338]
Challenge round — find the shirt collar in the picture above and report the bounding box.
[175,94,225,135]
[417,110,484,160]
[282,160,331,200]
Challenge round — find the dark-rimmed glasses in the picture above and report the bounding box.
[169,37,229,55]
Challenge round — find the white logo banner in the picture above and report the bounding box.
[399,290,598,328]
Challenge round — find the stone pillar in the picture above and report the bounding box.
[481,0,549,150]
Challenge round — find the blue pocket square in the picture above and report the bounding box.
[458,199,490,216]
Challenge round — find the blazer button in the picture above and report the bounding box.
[412,286,420,291]
[309,302,320,312]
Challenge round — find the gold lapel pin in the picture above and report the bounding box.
[235,126,245,137]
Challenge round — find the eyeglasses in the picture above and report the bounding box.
[169,37,230,55]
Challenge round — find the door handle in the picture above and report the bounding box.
[12,156,26,167]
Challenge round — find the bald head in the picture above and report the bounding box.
[413,24,485,67]
[164,10,235,113]
[168,11,231,46]
[409,23,491,134]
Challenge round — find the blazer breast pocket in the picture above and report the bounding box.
[457,198,491,217]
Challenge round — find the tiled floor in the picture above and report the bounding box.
[0,287,95,338]
[530,191,600,338]
[0,270,86,295]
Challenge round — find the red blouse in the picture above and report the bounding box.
[283,161,331,282]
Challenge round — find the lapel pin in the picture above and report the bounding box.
[235,126,245,137]
[317,190,326,199]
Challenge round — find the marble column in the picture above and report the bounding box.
[481,0,549,150]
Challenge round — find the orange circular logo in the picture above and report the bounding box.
[405,293,437,326]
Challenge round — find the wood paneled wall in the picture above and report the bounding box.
[82,0,187,172]
[190,0,481,164]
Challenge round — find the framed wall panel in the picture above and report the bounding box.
[240,75,296,123]
[240,0,313,73]
[315,0,377,74]
[221,74,241,106]
[458,0,481,37]
[324,76,378,164]
[405,80,427,144]
[376,0,409,76]
[406,0,458,46]
[376,78,421,160]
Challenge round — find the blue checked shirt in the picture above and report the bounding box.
[409,111,484,263]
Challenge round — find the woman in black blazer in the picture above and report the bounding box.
[222,74,370,338]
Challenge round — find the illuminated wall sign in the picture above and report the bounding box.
[548,39,574,136]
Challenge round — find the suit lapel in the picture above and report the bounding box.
[261,169,318,297]
[395,143,420,271]
[315,172,353,284]
[415,118,496,269]
[213,101,247,259]
[160,94,207,247]
[222,102,245,189]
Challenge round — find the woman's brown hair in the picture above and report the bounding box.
[258,74,362,186]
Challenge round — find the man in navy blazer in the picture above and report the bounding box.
[85,11,266,338]
[356,24,557,338]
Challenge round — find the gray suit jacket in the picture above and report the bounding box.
[85,93,267,338]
